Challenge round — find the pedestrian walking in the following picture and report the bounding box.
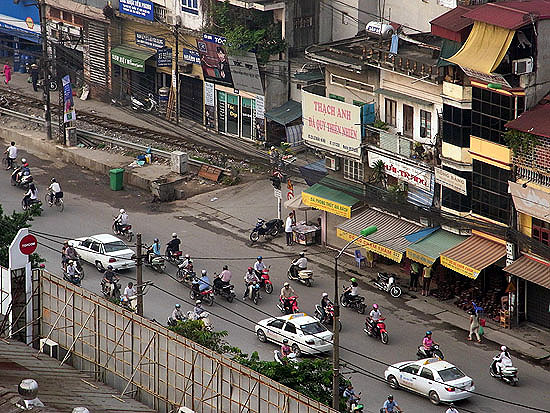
[421,265,432,296]
[468,309,482,343]
[3,63,11,85]
[30,64,39,92]
[409,261,420,292]
[285,212,294,246]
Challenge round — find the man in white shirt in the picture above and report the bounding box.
[446,403,459,413]
[4,141,17,169]
[285,212,294,246]
[253,256,266,276]
[114,208,129,234]
[290,252,307,277]
[47,178,62,205]
[123,282,137,311]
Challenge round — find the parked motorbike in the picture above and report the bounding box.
[274,350,299,365]
[340,288,366,314]
[144,249,166,273]
[213,277,236,303]
[11,170,33,190]
[131,93,158,113]
[374,272,402,298]
[287,262,313,287]
[363,317,389,344]
[258,267,274,294]
[166,249,183,266]
[187,310,213,331]
[101,277,121,299]
[249,218,284,243]
[189,281,214,306]
[176,261,195,284]
[490,355,519,386]
[278,296,299,315]
[314,303,342,331]
[112,217,133,242]
[21,197,41,211]
[416,343,444,360]
[245,281,262,304]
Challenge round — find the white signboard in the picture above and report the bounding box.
[368,152,431,191]
[204,82,215,106]
[435,167,467,195]
[228,52,264,95]
[274,188,282,199]
[302,91,361,159]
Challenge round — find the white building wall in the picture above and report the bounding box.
[176,0,205,32]
[383,0,456,33]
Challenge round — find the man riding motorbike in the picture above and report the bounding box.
[171,303,185,322]
[495,345,513,375]
[290,252,307,277]
[368,303,382,332]
[214,265,232,290]
[281,339,292,357]
[166,233,181,258]
[253,256,266,276]
[197,269,211,292]
[319,292,331,323]
[12,159,29,184]
[342,277,359,304]
[65,260,81,284]
[123,282,137,311]
[62,242,78,271]
[114,209,129,234]
[421,331,438,356]
[102,265,118,297]
[243,267,259,299]
[280,282,297,314]
[147,238,161,264]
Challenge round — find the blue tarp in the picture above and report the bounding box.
[405,226,440,243]
[299,160,328,186]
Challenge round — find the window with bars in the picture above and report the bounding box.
[385,98,397,127]
[343,158,364,182]
[420,110,431,139]
[532,218,550,247]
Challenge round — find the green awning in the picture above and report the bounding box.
[294,70,324,82]
[406,228,466,267]
[265,100,302,125]
[302,183,359,218]
[438,39,463,67]
[111,45,156,73]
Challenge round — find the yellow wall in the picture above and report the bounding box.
[442,81,472,102]
[470,136,511,169]
[442,142,472,164]
[518,212,533,237]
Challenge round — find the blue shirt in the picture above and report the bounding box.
[383,400,398,412]
[152,242,161,255]
[198,275,210,291]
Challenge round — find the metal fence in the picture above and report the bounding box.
[39,271,337,413]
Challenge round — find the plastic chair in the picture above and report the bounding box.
[354,249,365,268]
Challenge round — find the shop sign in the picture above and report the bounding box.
[406,248,434,267]
[302,192,352,218]
[0,1,41,43]
[435,167,467,195]
[182,48,201,65]
[135,32,165,50]
[196,33,234,87]
[111,51,145,72]
[62,75,76,123]
[302,91,361,159]
[156,47,172,67]
[440,255,480,279]
[337,228,403,262]
[368,152,432,191]
[228,52,263,95]
[255,95,265,141]
[204,82,215,128]
[119,0,154,21]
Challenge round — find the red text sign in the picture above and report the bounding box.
[19,234,38,255]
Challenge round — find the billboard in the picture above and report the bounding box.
[196,33,234,87]
[0,0,41,43]
[228,52,263,95]
[368,151,432,191]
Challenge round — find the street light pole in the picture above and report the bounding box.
[332,225,377,410]
[39,0,52,140]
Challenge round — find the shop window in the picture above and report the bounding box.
[532,218,550,247]
[182,0,199,15]
[227,93,239,136]
[343,158,364,182]
[442,104,471,148]
[385,98,397,127]
[329,93,345,102]
[420,110,431,139]
[471,160,510,224]
[62,11,73,23]
[217,91,226,133]
[242,98,256,139]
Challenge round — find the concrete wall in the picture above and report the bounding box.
[384,0,455,33]
[325,65,378,107]
[470,136,512,170]
[264,60,289,110]
[532,20,550,108]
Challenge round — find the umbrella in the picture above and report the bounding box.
[284,195,313,223]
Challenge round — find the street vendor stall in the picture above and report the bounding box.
[284,196,319,245]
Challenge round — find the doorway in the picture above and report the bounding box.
[403,104,414,137]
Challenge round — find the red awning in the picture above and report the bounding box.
[505,99,550,138]
[463,0,550,30]
[430,6,475,43]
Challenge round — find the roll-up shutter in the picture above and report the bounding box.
[87,21,107,86]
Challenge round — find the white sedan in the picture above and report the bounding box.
[384,358,475,405]
[255,313,333,357]
[69,234,135,272]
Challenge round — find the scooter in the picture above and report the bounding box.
[120,294,137,312]
[363,317,389,344]
[112,217,133,242]
[374,272,402,298]
[287,262,313,287]
[21,197,41,211]
[187,310,213,331]
[63,270,83,287]
[340,288,366,314]
[176,261,195,284]
[417,343,444,360]
[258,267,274,294]
[277,296,299,315]
[144,250,166,273]
[101,277,122,300]
[11,170,33,190]
[167,313,187,327]
[213,277,236,303]
[314,303,342,331]
[274,350,299,365]
[189,281,214,306]
[490,355,519,386]
[166,249,183,266]
[245,281,262,304]
[249,218,284,242]
[131,93,158,113]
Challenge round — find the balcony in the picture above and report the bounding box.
[442,81,471,102]
[153,4,167,23]
[516,165,550,188]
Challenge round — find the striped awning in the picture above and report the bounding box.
[504,254,550,290]
[337,208,422,263]
[440,235,506,279]
[406,228,467,267]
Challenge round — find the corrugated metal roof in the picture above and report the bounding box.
[407,229,467,267]
[441,235,506,273]
[265,100,302,125]
[504,254,550,289]
[463,0,550,30]
[505,100,550,138]
[337,208,422,253]
[430,5,475,42]
[303,183,359,207]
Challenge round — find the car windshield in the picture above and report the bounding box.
[438,367,466,382]
[103,241,128,253]
[300,322,326,335]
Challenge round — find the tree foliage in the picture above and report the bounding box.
[168,319,241,355]
[504,129,539,157]
[0,204,43,268]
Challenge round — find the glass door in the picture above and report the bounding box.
[217,91,226,133]
[242,98,253,139]
[227,93,239,136]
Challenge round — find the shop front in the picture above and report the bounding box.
[215,86,263,140]
[111,45,156,98]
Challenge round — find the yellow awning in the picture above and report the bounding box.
[446,21,514,74]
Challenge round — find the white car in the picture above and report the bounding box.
[255,313,333,357]
[384,358,475,405]
[69,234,135,272]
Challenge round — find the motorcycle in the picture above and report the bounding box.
[131,93,158,113]
[21,197,41,211]
[374,272,402,298]
[120,294,137,312]
[274,350,299,365]
[101,277,122,299]
[144,249,166,273]
[278,296,299,315]
[363,317,389,344]
[166,249,183,266]
[340,288,366,314]
[213,277,236,303]
[167,313,187,327]
[11,170,33,190]
[189,281,214,306]
[112,217,133,242]
[187,310,213,331]
[249,218,283,243]
[287,262,313,287]
[314,303,342,331]
[258,267,274,294]
[489,355,519,386]
[176,261,195,284]
[63,270,83,287]
[417,343,444,360]
[245,281,262,304]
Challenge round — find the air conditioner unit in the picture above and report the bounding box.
[513,57,533,75]
[325,156,340,171]
[40,338,58,359]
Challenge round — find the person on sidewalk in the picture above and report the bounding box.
[30,64,39,92]
[409,261,420,292]
[468,309,481,343]
[3,63,11,85]
[422,265,432,296]
[285,212,294,246]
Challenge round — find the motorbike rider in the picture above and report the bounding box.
[446,403,459,413]
[421,331,438,356]
[343,384,360,410]
[290,252,307,277]
[280,282,297,313]
[171,303,185,322]
[114,209,129,234]
[62,242,78,270]
[123,282,137,311]
[319,292,331,323]
[495,345,513,375]
[196,269,210,292]
[22,180,37,208]
[65,260,81,284]
[4,141,17,170]
[382,394,402,413]
[47,178,62,205]
[166,233,181,258]
[13,159,29,183]
[368,303,382,332]
[147,238,161,264]
[253,256,266,277]
[281,339,292,358]
[342,277,359,304]
[214,265,231,290]
[193,300,205,318]
[102,265,118,296]
[243,267,260,299]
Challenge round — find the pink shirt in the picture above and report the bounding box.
[423,337,433,350]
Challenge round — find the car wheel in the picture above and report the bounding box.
[95,261,105,272]
[291,344,302,358]
[256,329,267,343]
[387,375,399,389]
[429,391,440,405]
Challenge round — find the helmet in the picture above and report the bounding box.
[350,277,357,283]
[175,303,181,309]
[23,162,29,167]
[501,345,507,351]
[120,209,125,213]
[223,265,228,270]
[201,269,207,275]
[68,260,74,265]
[172,233,177,238]
[154,238,159,242]
[299,252,305,257]
[196,300,202,305]
[373,303,379,309]
[51,178,56,183]
[322,292,328,298]
[426,330,432,336]
[284,282,290,287]
[21,158,26,164]
[248,266,253,271]
[283,339,288,344]
[107,265,113,270]
[257,256,263,260]
[185,254,190,258]
[64,241,69,245]
[387,394,393,400]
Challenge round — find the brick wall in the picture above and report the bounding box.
[513,134,550,175]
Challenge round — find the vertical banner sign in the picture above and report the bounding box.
[204,82,215,128]
[62,75,76,123]
[255,95,265,141]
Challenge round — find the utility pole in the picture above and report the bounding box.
[39,0,52,140]
[136,233,144,316]
[174,22,180,126]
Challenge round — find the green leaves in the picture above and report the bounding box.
[168,319,240,355]
[504,129,539,157]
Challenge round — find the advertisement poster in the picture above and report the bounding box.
[135,32,165,49]
[156,47,172,67]
[255,95,265,141]
[182,48,201,65]
[204,82,215,128]
[119,0,154,21]
[368,151,432,191]
[0,1,41,44]
[196,33,234,87]
[62,75,76,123]
[228,52,263,95]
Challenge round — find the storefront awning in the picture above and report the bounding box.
[504,254,550,290]
[302,184,359,219]
[111,45,156,73]
[337,209,422,263]
[446,21,514,74]
[406,228,467,267]
[265,100,302,126]
[509,181,550,223]
[438,39,463,67]
[440,235,506,279]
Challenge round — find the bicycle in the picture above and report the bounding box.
[45,190,64,212]
[2,156,18,171]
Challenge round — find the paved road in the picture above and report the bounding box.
[1,151,548,413]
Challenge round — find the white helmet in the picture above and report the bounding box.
[185,254,190,258]
[120,208,125,213]
[195,299,202,305]
[201,269,207,275]
[21,158,27,164]
[322,292,328,298]
[172,232,177,238]
[501,345,507,352]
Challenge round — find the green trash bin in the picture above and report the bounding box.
[109,168,124,191]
